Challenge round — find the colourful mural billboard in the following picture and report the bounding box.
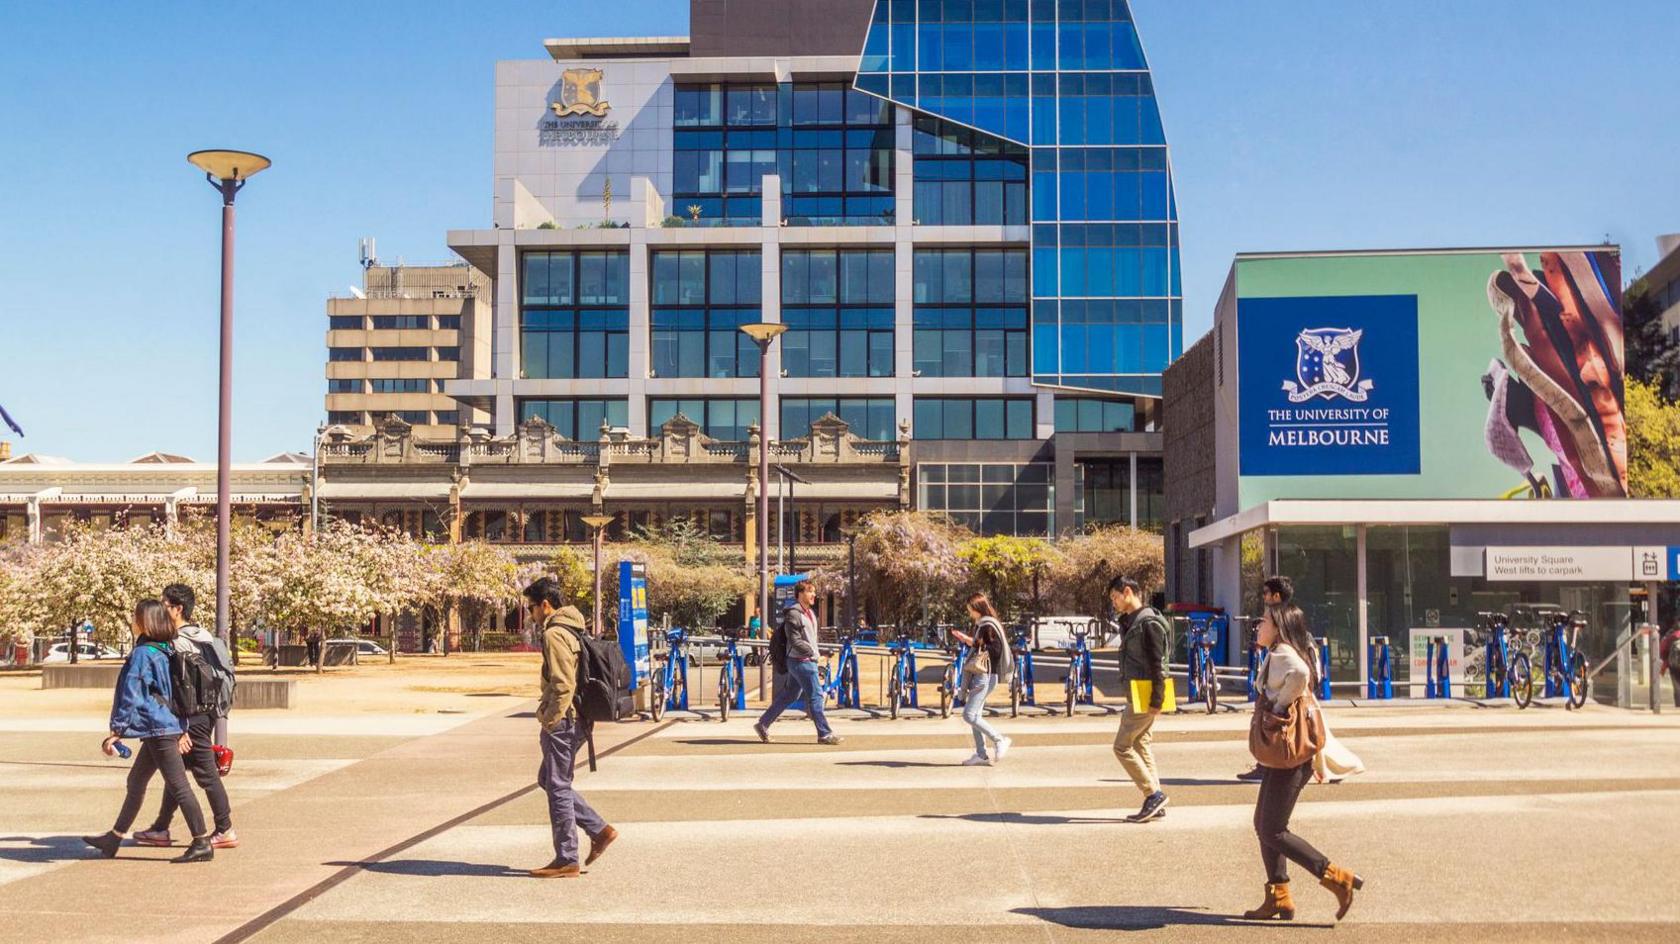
[1234,248,1624,506]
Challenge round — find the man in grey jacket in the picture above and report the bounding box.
[753,581,841,745]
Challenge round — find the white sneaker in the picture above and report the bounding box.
[993,737,1012,761]
[961,754,992,767]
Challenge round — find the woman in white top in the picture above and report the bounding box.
[1243,604,1363,923]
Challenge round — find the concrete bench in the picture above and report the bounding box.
[41,664,296,709]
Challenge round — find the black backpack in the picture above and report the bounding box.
[768,620,789,675]
[557,628,631,772]
[157,642,221,720]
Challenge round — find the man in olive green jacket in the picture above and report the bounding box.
[526,578,616,878]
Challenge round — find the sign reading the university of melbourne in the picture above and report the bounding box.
[1238,295,1421,476]
[540,68,620,147]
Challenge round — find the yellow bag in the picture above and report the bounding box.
[1129,678,1177,713]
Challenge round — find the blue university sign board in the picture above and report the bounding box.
[1238,295,1422,476]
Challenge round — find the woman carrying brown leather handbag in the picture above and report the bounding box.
[1241,604,1363,923]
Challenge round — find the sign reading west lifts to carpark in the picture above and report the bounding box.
[1238,295,1422,476]
[1485,546,1680,582]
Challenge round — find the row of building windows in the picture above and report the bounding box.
[512,396,1046,442]
[327,410,459,426]
[327,378,446,395]
[327,346,458,363]
[328,314,461,331]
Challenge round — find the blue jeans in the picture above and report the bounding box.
[756,660,832,738]
[962,673,1003,758]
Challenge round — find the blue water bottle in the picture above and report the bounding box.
[112,740,131,760]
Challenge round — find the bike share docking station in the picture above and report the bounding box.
[1366,636,1394,700]
[1425,635,1453,699]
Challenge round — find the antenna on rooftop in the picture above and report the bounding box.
[359,237,378,270]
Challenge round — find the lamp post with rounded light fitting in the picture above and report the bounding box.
[187,149,270,666]
[739,322,786,694]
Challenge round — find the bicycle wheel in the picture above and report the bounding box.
[1509,653,1533,709]
[1202,664,1218,714]
[671,666,686,714]
[888,672,903,720]
[1010,675,1022,718]
[717,665,732,722]
[1064,672,1076,717]
[650,670,667,721]
[939,667,953,719]
[1566,652,1589,710]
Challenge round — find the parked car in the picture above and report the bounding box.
[42,642,124,664]
[324,638,388,658]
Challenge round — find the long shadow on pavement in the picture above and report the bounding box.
[1015,906,1330,931]
[0,836,107,863]
[325,859,524,878]
[835,760,952,769]
[921,812,1132,826]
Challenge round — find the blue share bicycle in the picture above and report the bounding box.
[1184,616,1221,714]
[885,633,921,720]
[1063,622,1095,717]
[715,627,746,722]
[1512,608,1589,710]
[1008,624,1036,717]
[939,638,971,719]
[649,627,690,722]
[821,632,862,709]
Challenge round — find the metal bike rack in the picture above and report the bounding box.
[1366,636,1393,700]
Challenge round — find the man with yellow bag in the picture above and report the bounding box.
[1109,575,1173,822]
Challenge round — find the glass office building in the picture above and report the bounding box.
[438,0,1172,538]
[857,0,1183,396]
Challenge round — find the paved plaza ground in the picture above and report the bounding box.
[3,653,1678,943]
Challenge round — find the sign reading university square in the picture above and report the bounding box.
[1238,294,1421,476]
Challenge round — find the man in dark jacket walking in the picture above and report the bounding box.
[753,580,841,745]
[1111,575,1170,822]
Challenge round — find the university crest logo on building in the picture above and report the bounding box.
[1283,327,1373,402]
[553,68,611,117]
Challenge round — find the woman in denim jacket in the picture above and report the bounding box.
[82,600,213,863]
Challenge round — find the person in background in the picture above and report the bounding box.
[753,580,841,745]
[133,585,237,850]
[305,630,322,667]
[526,579,616,878]
[949,592,1012,766]
[1661,621,1680,709]
[83,600,213,864]
[1110,575,1171,822]
[1238,576,1295,783]
[1242,603,1362,922]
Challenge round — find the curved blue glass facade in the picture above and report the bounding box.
[856,0,1181,396]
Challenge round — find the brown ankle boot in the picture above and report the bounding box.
[1242,883,1295,920]
[1320,864,1363,920]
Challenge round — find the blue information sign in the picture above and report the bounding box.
[617,560,650,689]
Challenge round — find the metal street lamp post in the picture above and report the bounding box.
[773,464,809,576]
[582,513,616,638]
[739,322,786,699]
[187,149,270,653]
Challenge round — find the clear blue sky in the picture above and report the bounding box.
[1,0,1674,461]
